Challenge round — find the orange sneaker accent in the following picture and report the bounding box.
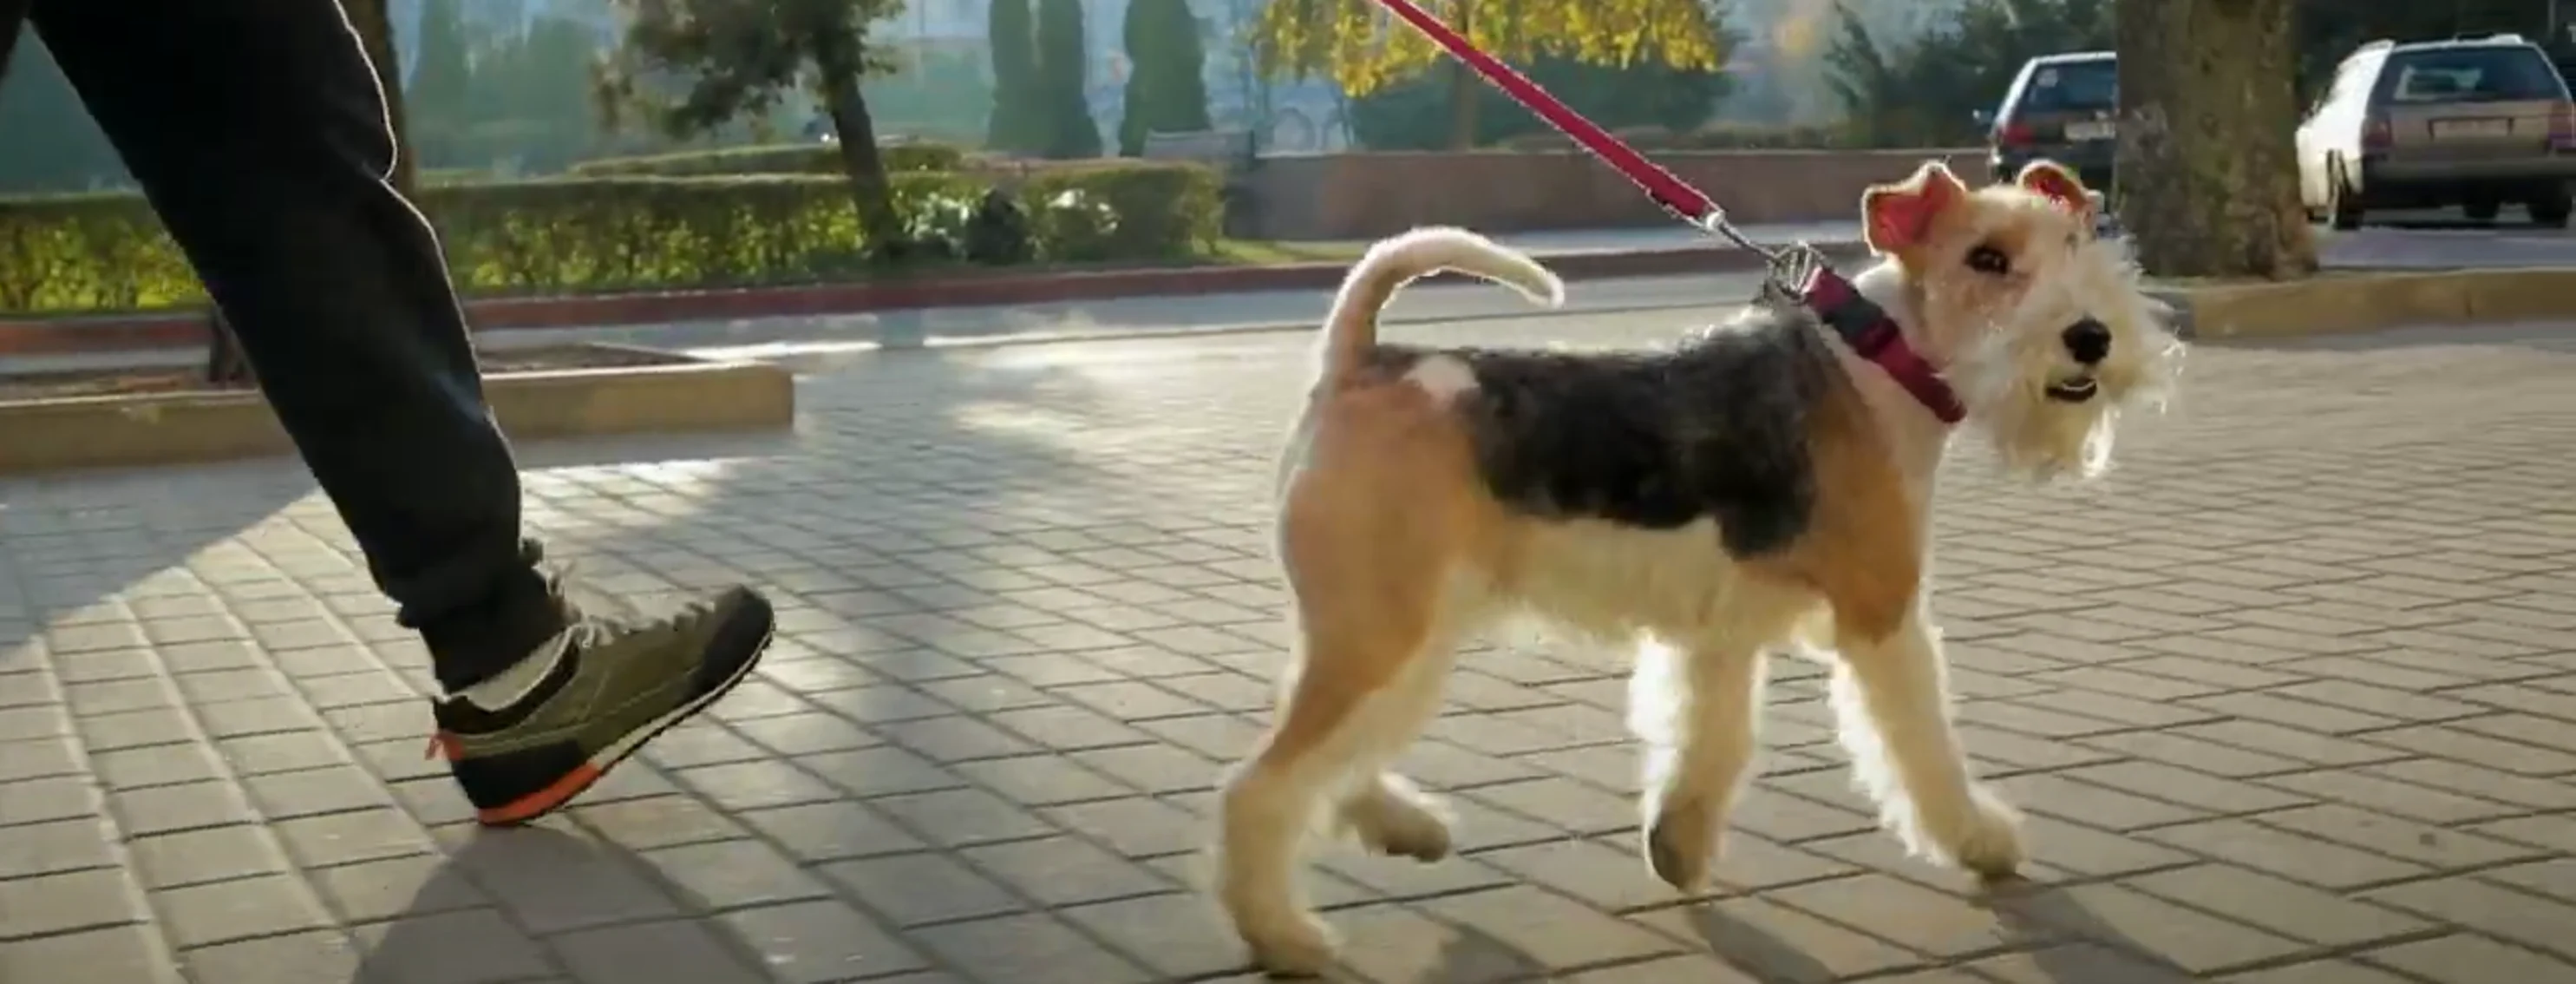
[473,762,605,826]
[424,731,461,761]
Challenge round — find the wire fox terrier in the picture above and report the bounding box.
[1212,159,2184,974]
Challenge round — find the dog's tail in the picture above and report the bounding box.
[1317,226,1564,383]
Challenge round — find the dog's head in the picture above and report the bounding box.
[1860,159,2181,481]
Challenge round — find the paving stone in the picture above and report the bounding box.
[2363,876,2576,961]
[2364,933,2576,984]
[817,851,1024,928]
[0,925,183,984]
[181,929,363,984]
[0,867,147,940]
[552,919,768,984]
[2126,863,2429,946]
[0,816,120,879]
[308,854,491,924]
[909,911,1152,984]
[13,314,2576,982]
[154,872,334,948]
[716,899,932,983]
[129,824,288,889]
[640,837,834,910]
[346,909,554,984]
[1060,891,1256,980]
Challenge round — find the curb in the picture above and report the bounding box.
[0,241,1872,358]
[0,344,793,475]
[2152,266,2576,341]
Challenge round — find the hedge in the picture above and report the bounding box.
[0,161,1223,315]
[567,140,967,177]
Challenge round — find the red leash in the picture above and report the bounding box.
[1365,0,1967,423]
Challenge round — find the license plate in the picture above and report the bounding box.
[2064,121,2115,141]
[2432,118,2512,139]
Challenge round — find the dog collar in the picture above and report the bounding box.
[1793,266,1968,424]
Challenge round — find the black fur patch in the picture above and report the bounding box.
[1369,299,1838,560]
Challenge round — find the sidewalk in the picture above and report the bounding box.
[4,310,2575,982]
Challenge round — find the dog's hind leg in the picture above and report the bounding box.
[1216,410,1476,976]
[1631,583,1813,892]
[1828,607,2024,879]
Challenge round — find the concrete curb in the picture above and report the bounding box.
[2152,266,2576,340]
[0,241,1872,358]
[0,344,794,475]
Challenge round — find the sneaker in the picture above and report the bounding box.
[426,585,775,825]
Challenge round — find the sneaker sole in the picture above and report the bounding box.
[474,604,775,826]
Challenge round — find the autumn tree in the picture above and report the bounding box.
[2115,0,2316,279]
[595,0,912,256]
[1119,0,1213,155]
[1249,0,1732,150]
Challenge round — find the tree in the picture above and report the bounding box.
[1349,54,1729,149]
[987,0,1045,152]
[1036,0,1102,157]
[1249,0,1732,150]
[595,0,912,257]
[2115,0,2315,279]
[409,0,474,163]
[1119,0,1213,155]
[1825,0,2111,148]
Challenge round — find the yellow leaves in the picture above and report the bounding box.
[1248,0,1731,95]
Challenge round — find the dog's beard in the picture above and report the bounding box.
[1946,331,2125,482]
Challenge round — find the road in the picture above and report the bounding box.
[3,308,2573,982]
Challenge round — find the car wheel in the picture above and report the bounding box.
[2531,192,2572,227]
[2326,156,2364,231]
[2463,197,2501,222]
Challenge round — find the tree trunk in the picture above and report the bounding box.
[341,0,416,192]
[2115,0,2315,279]
[819,65,905,261]
[1445,1,1480,149]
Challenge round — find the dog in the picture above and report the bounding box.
[1211,159,2182,975]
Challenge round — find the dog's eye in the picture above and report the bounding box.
[1965,246,2010,275]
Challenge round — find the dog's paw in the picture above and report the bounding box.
[1949,785,2026,880]
[1344,776,1455,863]
[1643,795,1718,892]
[1243,914,1340,978]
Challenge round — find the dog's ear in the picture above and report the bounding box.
[2014,160,2092,221]
[1861,161,1968,253]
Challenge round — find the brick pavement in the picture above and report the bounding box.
[3,312,2573,983]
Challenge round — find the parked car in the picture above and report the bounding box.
[1980,50,2119,193]
[2296,33,2576,228]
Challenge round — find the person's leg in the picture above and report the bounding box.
[31,0,773,824]
[0,0,29,82]
[31,0,552,688]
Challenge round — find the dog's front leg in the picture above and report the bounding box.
[1632,636,1769,892]
[1827,608,2024,879]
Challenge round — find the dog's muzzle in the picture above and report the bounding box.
[2047,318,2110,403]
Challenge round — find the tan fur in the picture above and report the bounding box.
[1215,162,2181,976]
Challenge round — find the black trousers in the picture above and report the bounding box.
[3,0,565,691]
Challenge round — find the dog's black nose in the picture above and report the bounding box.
[2062,318,2112,364]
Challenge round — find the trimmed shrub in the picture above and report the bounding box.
[1018,161,1219,262]
[0,161,1225,314]
[567,141,967,177]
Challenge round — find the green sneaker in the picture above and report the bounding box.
[426,585,775,825]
